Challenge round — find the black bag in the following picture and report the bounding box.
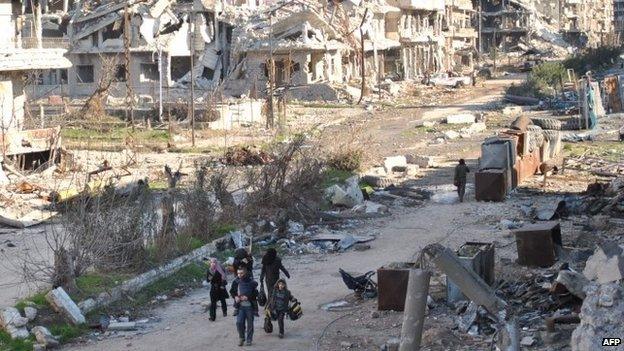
[288,299,303,320]
[263,317,273,333]
[258,284,267,307]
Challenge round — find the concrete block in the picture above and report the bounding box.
[45,287,86,325]
[32,326,59,348]
[443,130,460,140]
[446,113,475,124]
[0,307,28,328]
[5,325,29,339]
[583,243,624,284]
[24,307,37,321]
[108,322,137,331]
[383,156,407,173]
[406,155,436,168]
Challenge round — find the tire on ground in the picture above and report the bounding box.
[531,117,562,130]
[361,175,396,188]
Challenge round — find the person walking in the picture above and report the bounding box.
[454,159,470,202]
[268,279,296,339]
[205,258,228,321]
[233,248,254,277]
[230,267,259,347]
[232,248,258,317]
[260,248,290,299]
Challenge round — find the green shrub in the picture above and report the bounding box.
[564,46,622,73]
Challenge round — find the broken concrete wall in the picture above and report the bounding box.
[207,99,265,130]
[571,282,624,351]
[0,73,25,131]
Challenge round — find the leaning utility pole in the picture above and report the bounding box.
[189,10,196,147]
[357,8,369,105]
[123,5,135,131]
[267,11,275,129]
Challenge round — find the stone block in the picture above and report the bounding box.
[45,287,86,325]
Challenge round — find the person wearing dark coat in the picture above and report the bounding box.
[260,248,290,298]
[268,279,295,338]
[233,248,254,277]
[205,258,228,321]
[229,267,259,346]
[231,248,258,317]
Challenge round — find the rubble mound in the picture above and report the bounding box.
[571,282,624,351]
[221,146,273,166]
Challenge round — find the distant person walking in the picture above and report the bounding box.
[205,258,228,321]
[230,267,259,346]
[454,159,470,202]
[260,248,290,299]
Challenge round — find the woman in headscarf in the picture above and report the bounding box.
[206,257,228,321]
[260,248,290,299]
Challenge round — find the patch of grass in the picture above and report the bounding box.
[176,235,207,253]
[212,223,237,237]
[168,146,217,154]
[48,324,89,343]
[130,263,205,307]
[322,168,354,188]
[62,127,169,143]
[15,292,48,312]
[212,248,236,263]
[564,141,624,162]
[0,332,34,351]
[148,180,169,190]
[74,273,131,301]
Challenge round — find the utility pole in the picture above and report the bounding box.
[267,11,275,129]
[357,8,369,105]
[189,10,196,147]
[123,5,135,131]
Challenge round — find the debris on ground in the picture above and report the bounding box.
[220,146,273,166]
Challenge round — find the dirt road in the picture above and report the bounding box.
[60,76,523,351]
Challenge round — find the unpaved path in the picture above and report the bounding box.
[63,77,523,351]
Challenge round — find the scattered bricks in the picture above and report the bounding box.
[446,113,476,124]
[583,242,624,284]
[0,307,29,328]
[45,287,86,325]
[383,156,407,174]
[32,326,60,348]
[513,222,562,268]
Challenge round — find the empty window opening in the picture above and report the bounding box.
[114,65,126,82]
[140,63,159,82]
[170,56,191,81]
[76,65,94,83]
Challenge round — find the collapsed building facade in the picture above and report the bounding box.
[20,0,616,106]
[26,0,480,103]
[0,0,70,173]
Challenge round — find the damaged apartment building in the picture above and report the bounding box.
[28,0,480,103]
[479,0,615,53]
[31,0,231,100]
[0,0,70,172]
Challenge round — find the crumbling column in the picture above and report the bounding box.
[399,269,430,351]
